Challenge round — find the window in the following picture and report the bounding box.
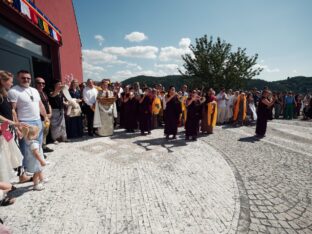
[0,21,49,58]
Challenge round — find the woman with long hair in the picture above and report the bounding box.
[0,71,24,197]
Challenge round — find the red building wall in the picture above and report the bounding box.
[34,0,83,84]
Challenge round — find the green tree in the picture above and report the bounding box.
[180,35,263,90]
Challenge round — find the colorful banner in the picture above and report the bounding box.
[9,0,62,44]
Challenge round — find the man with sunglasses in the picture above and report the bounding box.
[35,77,53,154]
[8,70,49,183]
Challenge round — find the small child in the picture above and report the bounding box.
[22,126,46,191]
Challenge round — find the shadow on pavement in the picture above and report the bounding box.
[238,136,261,143]
[110,130,142,140]
[134,137,187,153]
[8,185,33,198]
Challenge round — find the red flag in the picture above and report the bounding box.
[30,8,38,25]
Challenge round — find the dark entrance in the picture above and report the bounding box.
[32,57,53,91]
[0,17,53,87]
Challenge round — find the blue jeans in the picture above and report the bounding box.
[19,119,43,167]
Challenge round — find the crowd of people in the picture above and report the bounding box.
[1,69,312,231]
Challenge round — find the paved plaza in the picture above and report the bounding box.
[2,120,312,234]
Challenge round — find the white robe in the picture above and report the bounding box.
[249,103,257,121]
[226,95,234,121]
[93,90,117,137]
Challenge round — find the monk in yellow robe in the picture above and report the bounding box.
[201,89,218,134]
[151,89,161,129]
[233,92,247,126]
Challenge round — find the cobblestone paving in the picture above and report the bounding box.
[1,119,311,234]
[201,119,312,234]
[2,130,239,234]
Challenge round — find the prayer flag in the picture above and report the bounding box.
[29,8,38,25]
[20,0,31,19]
[43,20,49,34]
[48,26,53,38]
[37,17,44,30]
[52,29,58,41]
[13,0,21,11]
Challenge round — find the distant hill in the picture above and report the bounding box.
[246,76,312,93]
[122,75,187,90]
[122,75,312,93]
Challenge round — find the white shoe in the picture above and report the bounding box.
[40,178,49,184]
[33,183,45,191]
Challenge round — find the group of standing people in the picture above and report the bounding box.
[1,70,311,215]
[1,70,50,212]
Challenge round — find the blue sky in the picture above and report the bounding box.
[74,0,312,82]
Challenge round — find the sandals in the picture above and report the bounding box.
[0,196,16,206]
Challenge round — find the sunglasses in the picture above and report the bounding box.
[36,82,45,85]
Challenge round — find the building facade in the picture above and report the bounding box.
[0,0,83,88]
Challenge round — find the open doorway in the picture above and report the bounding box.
[32,57,53,92]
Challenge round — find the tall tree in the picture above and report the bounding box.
[180,35,263,90]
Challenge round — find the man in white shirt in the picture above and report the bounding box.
[181,84,189,97]
[216,87,228,124]
[83,79,98,136]
[113,81,123,98]
[8,70,48,183]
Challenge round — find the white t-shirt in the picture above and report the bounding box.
[83,87,98,106]
[8,85,41,121]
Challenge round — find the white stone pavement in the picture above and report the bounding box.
[2,129,240,234]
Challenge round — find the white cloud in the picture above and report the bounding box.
[82,37,194,81]
[103,46,158,59]
[125,32,148,42]
[113,63,183,80]
[253,64,280,73]
[179,38,191,48]
[94,35,105,46]
[112,64,182,81]
[82,49,123,65]
[113,69,166,80]
[82,61,106,81]
[126,63,143,71]
[159,38,193,62]
[154,63,180,74]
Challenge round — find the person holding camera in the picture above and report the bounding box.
[49,80,68,142]
[255,90,276,137]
